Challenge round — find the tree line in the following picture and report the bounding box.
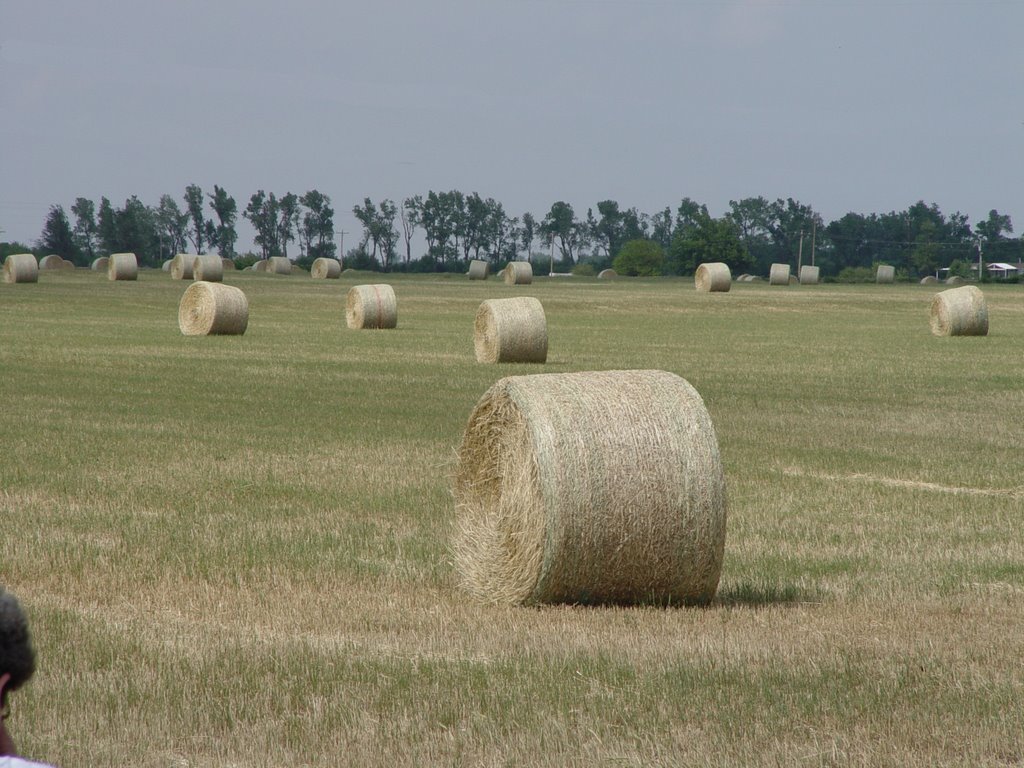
[13,188,1022,278]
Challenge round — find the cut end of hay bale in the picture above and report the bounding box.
[107,253,138,281]
[769,263,790,285]
[876,264,895,284]
[468,259,489,280]
[474,297,547,364]
[452,369,727,606]
[4,254,39,284]
[311,258,342,279]
[170,253,195,280]
[39,254,64,270]
[503,261,533,286]
[695,262,731,292]
[266,256,292,275]
[346,284,398,329]
[178,281,249,336]
[929,285,988,337]
[192,254,224,282]
[798,265,820,285]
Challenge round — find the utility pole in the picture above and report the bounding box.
[976,238,983,280]
[335,230,347,268]
[810,221,816,267]
[797,229,805,276]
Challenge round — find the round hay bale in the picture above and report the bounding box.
[107,252,138,281]
[920,275,939,285]
[468,259,489,280]
[798,265,820,285]
[193,254,223,282]
[736,273,750,281]
[3,253,39,284]
[474,297,547,364]
[769,263,790,285]
[39,254,64,270]
[161,260,172,271]
[170,253,195,280]
[266,256,291,275]
[178,281,249,336]
[694,262,731,293]
[90,257,109,272]
[61,259,75,269]
[945,275,965,286]
[346,284,397,329]
[221,257,236,271]
[311,257,342,279]
[253,260,269,273]
[452,369,727,606]
[929,285,988,337]
[597,269,617,279]
[788,274,799,285]
[503,261,533,286]
[876,264,895,284]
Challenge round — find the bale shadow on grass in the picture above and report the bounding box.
[713,580,819,609]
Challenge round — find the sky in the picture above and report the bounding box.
[2,0,1022,252]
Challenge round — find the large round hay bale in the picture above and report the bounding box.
[311,258,342,279]
[769,263,790,285]
[876,264,895,284]
[3,254,39,284]
[107,253,138,281]
[253,260,269,273]
[193,254,223,282]
[468,259,489,280]
[178,281,249,336]
[92,257,110,272]
[474,297,547,364]
[346,284,397,329]
[170,253,195,280]
[597,269,617,279]
[694,262,731,292]
[929,285,988,337]
[453,369,726,606]
[920,275,939,285]
[503,261,533,286]
[39,254,64,270]
[266,256,291,275]
[221,258,236,271]
[798,265,820,285]
[945,275,964,286]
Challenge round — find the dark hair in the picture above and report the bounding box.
[0,590,35,703]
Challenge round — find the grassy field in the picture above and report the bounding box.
[2,268,1022,766]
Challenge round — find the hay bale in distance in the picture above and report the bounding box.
[266,256,291,275]
[788,274,799,285]
[311,258,342,279]
[253,260,269,273]
[91,257,110,272]
[60,259,75,269]
[453,369,726,606]
[178,281,249,336]
[346,284,397,329]
[108,253,138,281]
[597,269,617,279]
[221,258,236,271]
[474,296,547,364]
[694,262,731,293]
[503,261,533,286]
[170,253,196,280]
[945,275,965,286]
[468,259,489,280]
[3,253,39,284]
[192,254,223,282]
[161,260,172,271]
[930,285,988,337]
[876,264,895,284]
[769,263,790,285]
[920,276,939,285]
[799,265,820,285]
[39,254,64,270]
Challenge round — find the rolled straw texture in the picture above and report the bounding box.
[253,260,269,272]
[107,253,138,281]
[876,264,895,284]
[920,276,938,285]
[192,254,223,282]
[929,285,988,337]
[503,261,533,286]
[60,259,75,269]
[945,275,964,286]
[170,253,195,280]
[769,263,790,285]
[93,257,110,272]
[4,254,38,284]
[161,260,172,271]
[597,269,617,279]
[221,258,236,271]
[178,281,249,336]
[453,369,727,606]
[312,258,342,279]
[474,297,547,364]
[799,265,820,285]
[346,284,398,329]
[266,256,291,275]
[468,259,489,280]
[694,262,731,292]
[39,254,64,270]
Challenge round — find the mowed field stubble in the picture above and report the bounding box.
[2,269,1023,766]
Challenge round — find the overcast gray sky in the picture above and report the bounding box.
[2,0,1022,252]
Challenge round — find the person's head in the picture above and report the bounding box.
[0,589,36,752]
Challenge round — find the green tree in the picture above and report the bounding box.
[540,201,588,263]
[277,193,300,259]
[400,196,422,265]
[243,190,280,259]
[184,184,207,253]
[207,185,238,258]
[667,214,750,275]
[155,194,189,260]
[299,190,335,261]
[612,238,665,276]
[70,197,98,261]
[38,205,80,264]
[97,197,117,255]
[519,212,537,261]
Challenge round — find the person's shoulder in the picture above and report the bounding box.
[0,757,57,768]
